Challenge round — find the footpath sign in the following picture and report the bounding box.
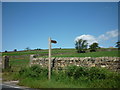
[48,37,57,80]
[51,40,57,44]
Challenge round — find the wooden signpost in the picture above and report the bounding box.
[48,37,57,80]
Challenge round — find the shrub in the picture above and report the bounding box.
[89,42,99,52]
[66,65,108,80]
[88,67,106,80]
[19,67,29,78]
[52,70,66,82]
[5,50,7,52]
[14,49,17,52]
[66,66,89,79]
[19,65,48,79]
[17,65,120,88]
[73,66,89,79]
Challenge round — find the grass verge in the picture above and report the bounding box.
[10,65,120,88]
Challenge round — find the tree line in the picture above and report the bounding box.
[75,39,120,53]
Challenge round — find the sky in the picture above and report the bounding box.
[2,2,118,51]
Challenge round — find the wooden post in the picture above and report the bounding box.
[48,37,51,80]
[3,56,9,69]
[48,37,57,80]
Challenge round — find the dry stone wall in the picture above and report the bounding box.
[30,55,120,72]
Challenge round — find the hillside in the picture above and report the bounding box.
[2,48,119,57]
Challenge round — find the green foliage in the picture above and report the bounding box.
[87,67,106,80]
[66,66,108,80]
[14,49,17,52]
[2,67,12,72]
[17,65,120,88]
[75,39,88,53]
[66,66,88,79]
[89,42,99,51]
[51,70,66,82]
[3,63,120,88]
[25,47,31,51]
[19,65,48,78]
[116,41,120,50]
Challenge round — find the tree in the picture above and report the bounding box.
[116,41,120,50]
[25,47,30,51]
[14,49,17,52]
[75,39,88,53]
[89,42,99,52]
[34,48,41,50]
[5,50,7,52]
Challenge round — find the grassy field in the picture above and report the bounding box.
[53,50,119,57]
[2,49,75,56]
[2,48,120,57]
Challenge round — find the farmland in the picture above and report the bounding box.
[2,48,120,57]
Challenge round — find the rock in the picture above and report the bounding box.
[30,56,120,72]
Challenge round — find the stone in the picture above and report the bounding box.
[30,56,120,72]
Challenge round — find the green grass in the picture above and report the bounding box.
[2,50,48,56]
[10,59,29,66]
[3,63,120,88]
[10,59,29,72]
[18,78,87,88]
[2,49,75,56]
[2,57,30,81]
[17,65,120,88]
[2,49,120,57]
[2,71,20,81]
[18,77,119,88]
[53,50,120,57]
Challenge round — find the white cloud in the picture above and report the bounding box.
[98,30,118,41]
[75,34,98,45]
[74,30,118,46]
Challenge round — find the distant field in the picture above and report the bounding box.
[2,49,75,56]
[52,50,120,57]
[2,48,120,57]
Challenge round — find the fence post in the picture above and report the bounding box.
[3,56,9,69]
[30,55,34,67]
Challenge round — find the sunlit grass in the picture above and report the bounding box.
[2,49,119,57]
[17,65,120,88]
[53,50,120,57]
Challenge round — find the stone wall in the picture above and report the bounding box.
[30,55,120,72]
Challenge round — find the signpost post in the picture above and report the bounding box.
[48,37,57,80]
[48,37,51,80]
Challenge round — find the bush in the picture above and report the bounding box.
[17,65,120,88]
[52,70,66,82]
[66,66,89,79]
[14,49,17,52]
[19,65,48,79]
[66,66,109,80]
[87,67,106,80]
[2,66,13,73]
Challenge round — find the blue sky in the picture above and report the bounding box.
[2,2,118,51]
